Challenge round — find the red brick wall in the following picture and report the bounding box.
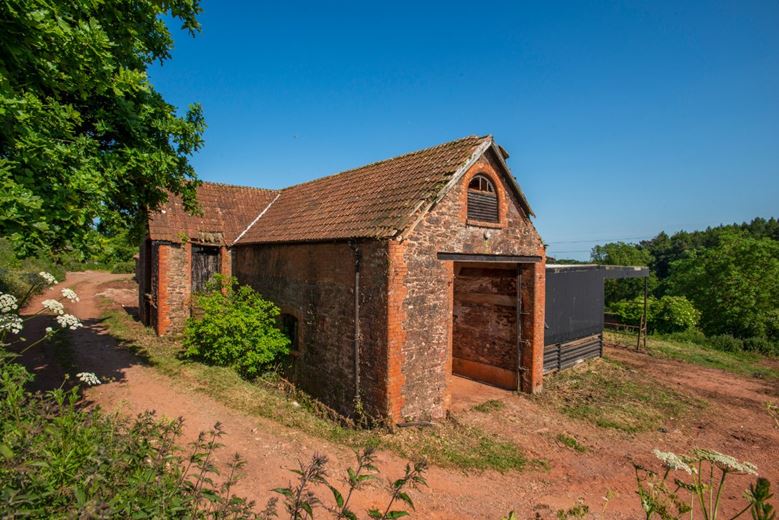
[153,241,192,335]
[393,148,546,420]
[231,241,390,418]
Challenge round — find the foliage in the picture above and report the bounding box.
[591,241,657,303]
[0,0,205,258]
[640,217,779,280]
[1,271,82,353]
[184,276,291,377]
[594,218,779,345]
[0,340,258,518]
[270,448,427,520]
[0,238,66,302]
[664,231,779,340]
[609,295,700,334]
[636,448,769,520]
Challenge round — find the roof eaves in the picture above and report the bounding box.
[488,141,535,217]
[231,192,282,246]
[396,137,493,240]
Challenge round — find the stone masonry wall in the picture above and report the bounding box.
[231,241,389,418]
[393,149,546,420]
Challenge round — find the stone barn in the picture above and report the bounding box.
[138,135,546,423]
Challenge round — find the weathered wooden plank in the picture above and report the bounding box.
[454,291,516,307]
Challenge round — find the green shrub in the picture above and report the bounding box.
[0,238,66,302]
[183,276,290,377]
[111,259,136,274]
[708,334,744,353]
[665,328,708,345]
[0,357,255,518]
[664,329,779,357]
[743,337,779,356]
[609,295,700,334]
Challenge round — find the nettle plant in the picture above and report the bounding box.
[635,448,774,520]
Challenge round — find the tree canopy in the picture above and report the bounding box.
[0,0,204,257]
[665,231,779,340]
[592,218,779,341]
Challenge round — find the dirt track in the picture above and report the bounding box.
[21,272,779,519]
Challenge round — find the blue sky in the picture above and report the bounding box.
[151,1,779,260]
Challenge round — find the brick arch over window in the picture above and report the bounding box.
[466,173,500,223]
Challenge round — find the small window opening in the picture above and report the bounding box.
[467,174,499,223]
[469,175,496,193]
[280,313,299,352]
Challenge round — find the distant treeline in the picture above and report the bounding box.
[557,217,779,350]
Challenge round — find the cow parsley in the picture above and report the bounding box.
[56,314,82,330]
[693,449,757,475]
[76,372,101,386]
[38,272,57,285]
[1,314,23,334]
[0,293,18,313]
[653,449,693,474]
[61,288,79,302]
[42,299,65,315]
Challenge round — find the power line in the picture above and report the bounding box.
[544,234,654,245]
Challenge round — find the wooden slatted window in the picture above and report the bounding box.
[467,175,499,223]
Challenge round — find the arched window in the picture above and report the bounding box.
[467,174,499,223]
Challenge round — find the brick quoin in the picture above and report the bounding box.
[385,240,407,423]
[155,243,171,336]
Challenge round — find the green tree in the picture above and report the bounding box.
[0,0,205,257]
[609,295,700,334]
[666,231,779,339]
[591,242,657,303]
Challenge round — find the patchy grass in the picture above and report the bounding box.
[556,433,587,453]
[605,331,779,380]
[539,357,703,434]
[472,399,506,413]
[392,420,527,472]
[767,402,779,429]
[100,304,530,472]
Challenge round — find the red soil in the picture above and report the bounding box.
[20,272,779,519]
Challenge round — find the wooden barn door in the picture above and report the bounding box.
[191,245,220,293]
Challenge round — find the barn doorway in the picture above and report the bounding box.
[191,245,221,293]
[451,262,530,390]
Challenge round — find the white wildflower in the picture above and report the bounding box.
[56,313,82,330]
[38,272,57,285]
[653,449,693,474]
[694,449,757,475]
[45,326,54,335]
[0,314,23,334]
[61,288,79,302]
[76,372,101,386]
[0,293,18,313]
[42,299,65,315]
